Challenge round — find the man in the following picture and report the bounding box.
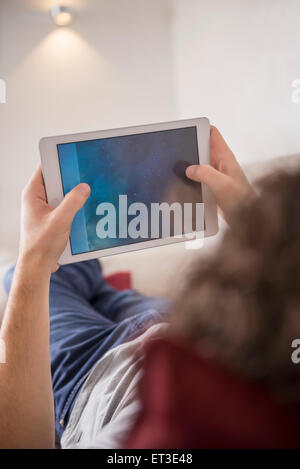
[0,127,253,448]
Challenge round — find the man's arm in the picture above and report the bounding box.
[0,167,90,448]
[0,257,54,448]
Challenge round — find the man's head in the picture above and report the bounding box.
[173,169,300,399]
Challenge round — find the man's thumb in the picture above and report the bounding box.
[186,164,229,200]
[55,183,91,225]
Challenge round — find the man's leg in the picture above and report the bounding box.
[4,259,169,438]
[49,260,169,436]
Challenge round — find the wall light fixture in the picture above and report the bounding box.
[50,6,73,27]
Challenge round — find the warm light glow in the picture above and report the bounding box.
[50,6,73,27]
[54,11,72,26]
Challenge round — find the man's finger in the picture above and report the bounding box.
[210,126,235,164]
[54,183,91,225]
[210,126,243,177]
[186,164,231,200]
[23,165,47,202]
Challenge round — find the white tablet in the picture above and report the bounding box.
[40,118,218,265]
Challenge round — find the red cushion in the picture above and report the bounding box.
[105,272,131,291]
[125,338,300,448]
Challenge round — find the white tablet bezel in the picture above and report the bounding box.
[39,117,218,264]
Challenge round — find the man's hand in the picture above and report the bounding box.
[0,167,90,448]
[186,126,255,224]
[19,166,90,273]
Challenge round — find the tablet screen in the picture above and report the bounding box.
[57,126,203,255]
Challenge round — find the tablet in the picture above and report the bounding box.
[40,118,218,265]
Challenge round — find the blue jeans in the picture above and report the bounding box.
[4,260,169,438]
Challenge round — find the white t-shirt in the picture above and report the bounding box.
[61,323,167,449]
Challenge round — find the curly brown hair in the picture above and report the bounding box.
[173,170,300,400]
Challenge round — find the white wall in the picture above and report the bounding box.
[171,0,300,164]
[2,0,300,254]
[0,0,177,252]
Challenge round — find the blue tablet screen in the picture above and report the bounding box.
[57,126,202,255]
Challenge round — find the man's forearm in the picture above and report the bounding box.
[0,255,54,448]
